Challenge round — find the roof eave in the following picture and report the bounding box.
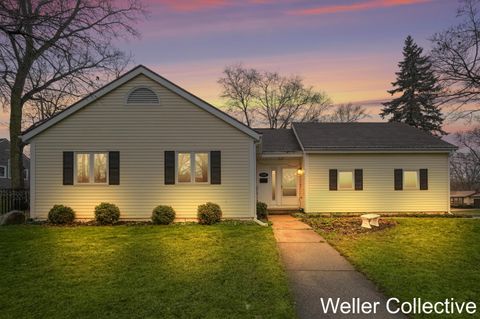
[304,148,456,153]
[259,151,304,158]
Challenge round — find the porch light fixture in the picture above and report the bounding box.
[297,168,304,175]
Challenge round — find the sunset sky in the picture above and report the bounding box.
[0,0,466,137]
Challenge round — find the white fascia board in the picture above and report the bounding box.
[22,66,260,142]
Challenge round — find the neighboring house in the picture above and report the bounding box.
[21,65,457,220]
[0,139,30,189]
[450,191,480,208]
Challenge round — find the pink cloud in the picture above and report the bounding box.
[144,0,279,12]
[146,0,230,12]
[289,0,431,16]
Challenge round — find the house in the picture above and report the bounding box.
[450,191,480,208]
[21,65,457,220]
[0,139,30,189]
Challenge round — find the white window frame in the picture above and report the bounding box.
[403,170,419,190]
[338,170,354,190]
[0,165,7,178]
[175,151,210,184]
[74,152,109,185]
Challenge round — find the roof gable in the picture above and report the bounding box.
[21,65,260,142]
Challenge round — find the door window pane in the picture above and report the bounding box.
[195,153,209,183]
[272,170,276,200]
[76,153,90,183]
[404,171,418,189]
[178,153,191,183]
[94,153,107,183]
[282,168,297,196]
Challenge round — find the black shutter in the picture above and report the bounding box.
[63,152,74,185]
[394,169,403,190]
[109,152,120,185]
[329,169,337,191]
[420,169,428,190]
[210,151,221,184]
[164,151,175,185]
[354,169,363,190]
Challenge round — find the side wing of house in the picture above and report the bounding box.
[304,153,450,213]
[28,74,257,219]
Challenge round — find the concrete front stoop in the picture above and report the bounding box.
[269,215,405,319]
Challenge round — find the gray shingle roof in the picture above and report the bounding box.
[255,129,301,153]
[292,122,456,151]
[450,191,477,198]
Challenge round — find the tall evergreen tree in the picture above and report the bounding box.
[381,36,445,135]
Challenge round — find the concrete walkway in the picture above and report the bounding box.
[270,215,405,319]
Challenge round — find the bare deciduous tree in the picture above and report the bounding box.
[450,128,480,190]
[218,64,259,127]
[450,152,480,190]
[255,72,331,128]
[430,0,480,121]
[328,103,370,122]
[218,64,331,128]
[0,0,144,189]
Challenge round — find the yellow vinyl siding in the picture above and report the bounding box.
[305,153,449,213]
[31,75,254,219]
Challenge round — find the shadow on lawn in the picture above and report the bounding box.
[0,224,295,319]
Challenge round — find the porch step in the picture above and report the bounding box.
[268,209,302,215]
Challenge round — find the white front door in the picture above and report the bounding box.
[257,166,299,208]
[257,167,277,207]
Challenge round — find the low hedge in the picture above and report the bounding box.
[94,202,120,225]
[48,205,75,224]
[197,202,222,225]
[152,205,176,225]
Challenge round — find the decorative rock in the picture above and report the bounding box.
[0,210,26,225]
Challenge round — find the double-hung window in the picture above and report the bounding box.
[177,152,209,183]
[403,170,418,189]
[338,171,353,190]
[75,152,108,184]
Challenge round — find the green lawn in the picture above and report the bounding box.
[303,217,480,319]
[0,223,296,319]
[451,209,480,216]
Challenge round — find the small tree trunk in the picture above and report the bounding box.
[9,91,25,190]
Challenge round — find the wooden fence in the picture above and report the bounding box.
[0,189,29,214]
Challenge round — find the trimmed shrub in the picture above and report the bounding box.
[256,201,268,219]
[197,202,222,225]
[152,205,176,225]
[94,202,120,225]
[48,205,75,224]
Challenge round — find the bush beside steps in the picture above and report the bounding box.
[256,201,268,220]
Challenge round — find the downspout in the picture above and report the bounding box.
[447,150,453,215]
[254,218,268,227]
[253,135,268,226]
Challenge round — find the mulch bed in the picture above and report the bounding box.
[302,217,397,236]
